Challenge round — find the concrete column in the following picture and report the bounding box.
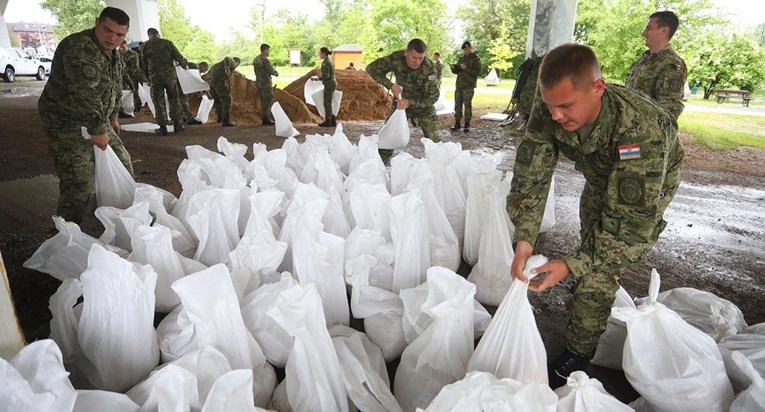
[526,0,578,58]
[108,0,159,43]
[0,0,12,48]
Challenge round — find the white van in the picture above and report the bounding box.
[0,48,46,83]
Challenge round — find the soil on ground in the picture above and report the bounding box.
[1,78,763,404]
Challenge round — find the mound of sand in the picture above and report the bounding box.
[283,69,392,121]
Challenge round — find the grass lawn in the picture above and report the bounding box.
[678,111,765,150]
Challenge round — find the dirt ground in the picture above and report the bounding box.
[1,78,764,404]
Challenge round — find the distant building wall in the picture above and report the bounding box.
[333,51,363,71]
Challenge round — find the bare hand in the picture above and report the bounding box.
[460,63,467,70]
[511,240,534,282]
[110,119,121,136]
[391,84,403,100]
[397,98,410,110]
[92,134,109,151]
[528,260,570,292]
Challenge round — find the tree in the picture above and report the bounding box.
[688,33,765,98]
[367,0,451,58]
[487,23,520,78]
[753,22,765,47]
[41,0,104,39]
[157,0,219,63]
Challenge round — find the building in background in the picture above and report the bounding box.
[11,21,56,56]
[332,44,363,71]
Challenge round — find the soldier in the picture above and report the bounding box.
[626,10,687,120]
[38,7,134,224]
[203,57,240,127]
[119,40,146,115]
[367,38,440,164]
[506,43,683,389]
[141,27,188,135]
[450,41,481,133]
[253,43,278,126]
[313,46,337,127]
[432,52,443,89]
[176,61,204,125]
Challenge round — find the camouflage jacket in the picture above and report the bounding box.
[204,57,236,85]
[123,48,146,83]
[367,50,439,111]
[626,45,687,120]
[434,60,443,81]
[253,54,278,86]
[319,55,336,87]
[141,37,187,79]
[39,28,122,135]
[452,52,481,89]
[507,84,684,278]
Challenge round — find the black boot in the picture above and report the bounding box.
[262,118,275,126]
[186,118,203,125]
[118,110,132,118]
[330,115,337,126]
[547,348,593,389]
[451,120,461,131]
[154,124,168,136]
[222,116,236,127]
[217,114,223,123]
[173,121,185,133]
[318,117,332,127]
[463,121,470,133]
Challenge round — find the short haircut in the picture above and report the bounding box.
[147,28,159,36]
[650,11,680,39]
[232,57,241,64]
[260,43,271,52]
[99,7,130,27]
[433,52,441,58]
[538,43,601,90]
[407,39,427,54]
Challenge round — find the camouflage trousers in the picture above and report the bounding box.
[379,105,440,164]
[132,79,143,112]
[150,75,182,126]
[258,81,273,120]
[323,81,336,120]
[454,87,475,124]
[46,125,133,224]
[210,78,232,119]
[176,79,194,120]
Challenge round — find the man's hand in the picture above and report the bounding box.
[511,240,534,282]
[528,260,571,292]
[110,119,121,136]
[460,63,467,70]
[397,98,409,110]
[391,84,403,100]
[92,133,109,151]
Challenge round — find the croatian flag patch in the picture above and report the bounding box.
[618,144,641,160]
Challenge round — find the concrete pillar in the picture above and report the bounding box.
[108,0,159,43]
[0,0,12,48]
[526,0,578,58]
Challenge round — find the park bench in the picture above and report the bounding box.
[715,89,753,107]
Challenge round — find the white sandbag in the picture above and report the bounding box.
[216,136,251,174]
[23,216,126,281]
[121,90,135,113]
[0,340,77,412]
[94,144,136,209]
[229,229,288,298]
[466,179,514,306]
[267,283,349,412]
[329,124,356,176]
[171,346,232,406]
[324,186,351,238]
[77,244,159,392]
[539,175,556,233]
[422,139,467,246]
[423,371,557,412]
[243,190,284,239]
[390,151,423,196]
[378,109,410,150]
[48,278,88,384]
[462,170,503,266]
[389,190,430,293]
[311,88,343,117]
[96,202,152,253]
[330,325,402,412]
[73,390,140,411]
[156,305,196,363]
[176,66,210,93]
[350,183,392,242]
[201,369,259,412]
[196,94,214,123]
[133,185,196,257]
[408,176,460,273]
[590,286,636,370]
[186,188,241,266]
[611,269,734,412]
[394,267,476,412]
[554,371,633,411]
[272,102,300,138]
[729,351,765,411]
[277,182,330,274]
[126,364,200,412]
[240,272,298,368]
[304,78,324,106]
[348,134,385,175]
[467,255,548,384]
[718,323,765,392]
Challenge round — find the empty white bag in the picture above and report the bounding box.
[311,88,343,117]
[729,351,765,411]
[196,94,215,123]
[378,109,410,150]
[94,144,136,209]
[272,102,300,138]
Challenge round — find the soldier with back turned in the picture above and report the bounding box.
[204,57,240,127]
[141,27,188,135]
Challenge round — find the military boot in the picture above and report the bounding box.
[463,122,470,133]
[547,348,593,390]
[262,118,275,126]
[173,121,185,133]
[222,116,236,127]
[187,118,203,125]
[216,114,223,123]
[318,117,332,127]
[154,125,168,136]
[451,120,461,131]
[330,115,337,126]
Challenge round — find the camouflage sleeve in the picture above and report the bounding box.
[466,56,481,78]
[507,101,559,245]
[170,42,187,69]
[366,56,395,90]
[654,61,687,120]
[321,59,330,80]
[267,59,278,77]
[562,119,680,279]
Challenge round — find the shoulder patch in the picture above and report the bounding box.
[670,79,682,92]
[618,144,641,160]
[618,176,644,205]
[516,140,536,164]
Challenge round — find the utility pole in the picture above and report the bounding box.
[257,1,266,43]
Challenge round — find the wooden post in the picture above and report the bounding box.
[0,252,26,360]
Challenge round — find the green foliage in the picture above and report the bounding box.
[687,33,765,98]
[367,0,451,57]
[41,0,104,39]
[487,23,520,78]
[157,0,219,63]
[752,23,765,47]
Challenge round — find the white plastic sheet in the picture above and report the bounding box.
[94,144,136,209]
[378,109,410,150]
[73,390,140,411]
[729,351,765,411]
[121,90,135,113]
[196,95,214,123]
[304,78,324,106]
[718,323,765,392]
[311,88,343,117]
[272,102,300,138]
[176,66,210,93]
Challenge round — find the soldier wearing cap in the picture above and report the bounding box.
[506,43,683,389]
[253,43,279,125]
[367,38,440,164]
[450,41,481,133]
[38,7,134,224]
[626,10,687,120]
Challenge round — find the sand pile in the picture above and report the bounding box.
[283,69,393,121]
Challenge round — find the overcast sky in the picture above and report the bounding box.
[4,0,764,42]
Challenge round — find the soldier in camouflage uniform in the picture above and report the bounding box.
[314,47,337,127]
[450,41,481,133]
[367,38,440,164]
[176,61,204,125]
[119,40,145,114]
[203,57,240,127]
[626,10,687,120]
[253,43,279,126]
[432,52,443,89]
[38,7,134,225]
[506,44,683,389]
[141,28,188,135]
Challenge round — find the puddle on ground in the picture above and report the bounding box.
[0,87,43,97]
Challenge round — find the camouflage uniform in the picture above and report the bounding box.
[39,28,133,224]
[319,55,337,120]
[122,48,145,112]
[626,45,687,120]
[507,84,684,355]
[177,61,198,121]
[367,50,440,162]
[253,54,278,120]
[434,59,443,89]
[451,52,481,125]
[204,58,237,121]
[518,56,541,118]
[141,36,187,126]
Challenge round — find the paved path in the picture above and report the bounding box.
[684,103,765,117]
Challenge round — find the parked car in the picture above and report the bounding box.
[0,48,46,83]
[39,56,52,75]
